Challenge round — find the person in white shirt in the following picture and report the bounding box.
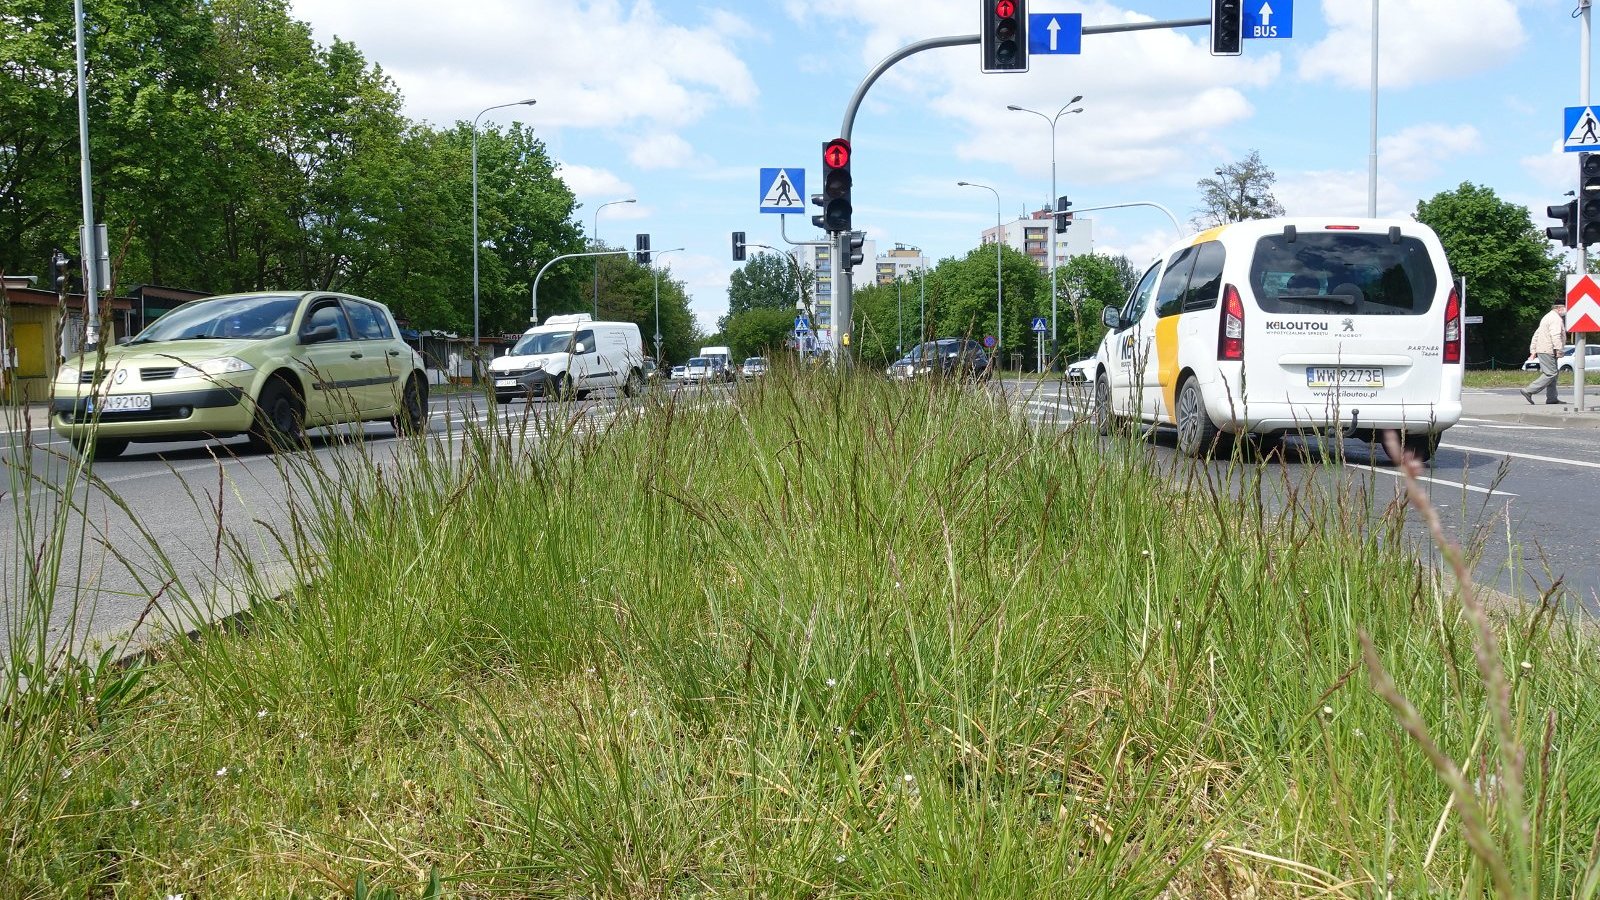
[1521,301,1567,405]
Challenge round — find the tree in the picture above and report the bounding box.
[913,244,1045,367]
[723,307,795,360]
[1193,150,1285,228]
[1415,183,1563,365]
[1058,253,1135,359]
[724,252,809,326]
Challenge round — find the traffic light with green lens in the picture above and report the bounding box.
[981,0,1029,73]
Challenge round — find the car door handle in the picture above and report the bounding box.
[349,352,364,359]
[388,349,401,357]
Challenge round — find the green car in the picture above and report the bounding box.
[52,291,429,457]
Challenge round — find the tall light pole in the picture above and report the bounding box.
[1007,97,1083,354]
[592,198,636,317]
[652,247,686,363]
[957,181,1004,360]
[1367,0,1379,217]
[472,98,536,361]
[73,0,99,347]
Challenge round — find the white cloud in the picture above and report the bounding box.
[555,163,634,205]
[1297,0,1524,90]
[1272,168,1416,220]
[1523,141,1578,193]
[665,253,733,330]
[627,132,699,171]
[1378,124,1483,182]
[287,0,757,146]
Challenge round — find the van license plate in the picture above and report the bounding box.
[1306,367,1383,388]
[494,379,516,388]
[87,394,152,413]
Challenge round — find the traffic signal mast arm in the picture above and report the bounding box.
[1055,201,1186,238]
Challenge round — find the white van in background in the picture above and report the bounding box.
[1092,217,1462,462]
[489,314,646,402]
[699,345,735,382]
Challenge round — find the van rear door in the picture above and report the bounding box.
[1242,227,1446,410]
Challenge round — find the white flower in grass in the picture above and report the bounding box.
[893,580,902,589]
[1140,549,1150,558]
[1354,728,1365,739]
[257,709,267,719]
[215,767,228,778]
[825,678,837,688]
[1520,660,1533,671]
[130,798,141,808]
[1321,706,1334,717]
[60,768,71,781]
[1173,620,1182,631]
[167,894,184,900]
[835,854,847,863]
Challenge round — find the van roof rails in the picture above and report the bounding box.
[1282,225,1297,243]
[543,313,593,325]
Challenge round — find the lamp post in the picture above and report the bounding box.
[957,181,1004,360]
[652,247,685,363]
[1007,97,1083,354]
[592,198,637,317]
[472,98,537,359]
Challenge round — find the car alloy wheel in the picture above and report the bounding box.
[1175,378,1221,458]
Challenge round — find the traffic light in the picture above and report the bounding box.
[1210,0,1242,55]
[981,0,1029,73]
[1580,153,1600,246]
[732,231,746,262]
[821,138,852,233]
[635,233,651,266]
[845,231,866,272]
[1054,195,1073,234]
[46,250,67,294]
[811,193,826,231]
[1548,200,1578,248]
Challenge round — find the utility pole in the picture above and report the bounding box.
[1580,0,1592,411]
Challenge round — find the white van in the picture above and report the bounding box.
[699,345,735,382]
[489,314,645,402]
[1092,217,1462,461]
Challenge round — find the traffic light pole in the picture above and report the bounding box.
[529,248,647,326]
[828,15,1207,364]
[1061,201,1186,237]
[1579,0,1591,411]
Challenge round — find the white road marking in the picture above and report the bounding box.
[1457,417,1559,431]
[1343,463,1516,497]
[1443,443,1600,471]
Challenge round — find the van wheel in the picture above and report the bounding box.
[1174,378,1222,458]
[550,374,574,402]
[1093,373,1116,436]
[622,369,643,398]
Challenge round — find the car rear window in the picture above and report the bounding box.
[1249,232,1439,316]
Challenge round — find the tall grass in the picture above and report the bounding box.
[2,367,1598,897]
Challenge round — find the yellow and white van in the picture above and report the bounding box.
[1092,217,1462,461]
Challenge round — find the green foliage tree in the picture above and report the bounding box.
[1194,150,1286,228]
[1414,182,1562,365]
[724,252,809,326]
[909,244,1045,369]
[1058,253,1135,359]
[723,307,795,361]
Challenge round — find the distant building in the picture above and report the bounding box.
[792,236,875,354]
[981,207,1094,268]
[874,245,927,287]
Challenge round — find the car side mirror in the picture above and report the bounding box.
[1101,306,1123,330]
[573,342,588,354]
[301,324,339,344]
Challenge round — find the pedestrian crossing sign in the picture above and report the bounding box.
[760,168,806,214]
[1564,106,1600,152]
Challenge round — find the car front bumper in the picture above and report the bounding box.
[51,385,252,441]
[491,369,560,399]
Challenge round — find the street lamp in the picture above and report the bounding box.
[1007,96,1083,353]
[652,247,686,363]
[472,98,537,357]
[957,181,1003,359]
[592,197,637,317]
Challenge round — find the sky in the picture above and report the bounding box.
[286,0,1585,330]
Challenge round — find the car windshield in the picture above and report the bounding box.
[687,357,708,368]
[510,330,576,356]
[743,358,765,366]
[131,294,299,344]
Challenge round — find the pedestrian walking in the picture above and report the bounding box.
[1521,300,1567,405]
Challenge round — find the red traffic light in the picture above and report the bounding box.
[995,0,1015,16]
[824,139,850,169]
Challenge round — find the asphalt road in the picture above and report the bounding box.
[0,383,710,660]
[998,378,1600,612]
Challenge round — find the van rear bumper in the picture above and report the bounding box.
[1215,399,1462,436]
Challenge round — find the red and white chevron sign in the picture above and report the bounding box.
[1567,274,1600,333]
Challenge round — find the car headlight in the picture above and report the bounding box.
[916,365,932,374]
[172,357,255,380]
[56,364,81,383]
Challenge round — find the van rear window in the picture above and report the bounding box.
[1249,232,1438,316]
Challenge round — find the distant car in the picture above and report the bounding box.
[900,338,991,382]
[670,364,687,381]
[51,291,428,458]
[1065,355,1097,384]
[1523,344,1600,372]
[739,356,769,380]
[683,356,717,384]
[885,354,916,381]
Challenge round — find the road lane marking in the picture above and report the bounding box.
[1457,418,1559,431]
[1342,463,1516,497]
[1443,443,1600,471]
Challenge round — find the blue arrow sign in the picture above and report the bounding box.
[1031,316,1048,334]
[1565,106,1600,152]
[1028,13,1082,55]
[1244,0,1292,39]
[760,168,806,214]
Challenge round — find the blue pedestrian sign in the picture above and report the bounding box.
[1031,316,1048,334]
[1028,13,1081,55]
[1244,0,1292,39]
[794,314,811,333]
[1565,107,1600,152]
[760,168,805,214]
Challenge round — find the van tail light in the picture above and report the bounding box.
[1218,284,1245,361]
[1443,285,1462,364]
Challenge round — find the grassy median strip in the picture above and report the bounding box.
[4,372,1600,897]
